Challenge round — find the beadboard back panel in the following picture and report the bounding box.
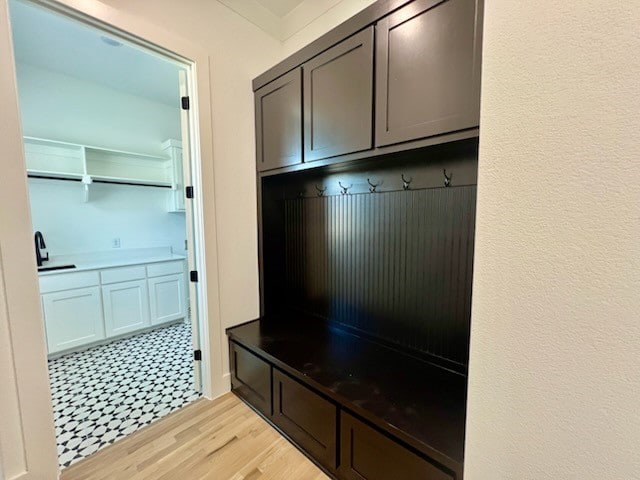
[280,185,476,371]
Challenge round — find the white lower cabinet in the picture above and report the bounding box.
[40,259,187,355]
[42,286,105,353]
[148,274,185,325]
[102,279,150,336]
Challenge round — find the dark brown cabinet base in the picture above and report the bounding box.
[229,341,271,416]
[273,368,337,471]
[227,316,466,480]
[340,413,455,480]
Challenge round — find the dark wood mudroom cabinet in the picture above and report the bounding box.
[303,27,374,162]
[235,0,483,478]
[375,0,483,147]
[255,68,302,171]
[254,0,483,173]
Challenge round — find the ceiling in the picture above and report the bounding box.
[218,0,346,41]
[9,0,183,107]
[255,0,305,18]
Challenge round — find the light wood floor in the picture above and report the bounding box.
[61,393,329,480]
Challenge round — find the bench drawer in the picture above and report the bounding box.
[273,368,337,470]
[230,342,271,416]
[339,412,454,480]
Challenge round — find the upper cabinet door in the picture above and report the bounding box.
[255,68,303,171]
[375,0,482,147]
[303,27,374,162]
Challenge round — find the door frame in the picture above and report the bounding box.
[0,0,225,477]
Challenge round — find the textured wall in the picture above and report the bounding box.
[465,1,640,479]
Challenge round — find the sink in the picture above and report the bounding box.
[38,264,76,272]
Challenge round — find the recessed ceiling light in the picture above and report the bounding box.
[100,36,122,47]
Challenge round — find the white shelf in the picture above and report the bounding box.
[23,137,172,190]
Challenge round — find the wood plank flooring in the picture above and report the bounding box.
[61,393,329,480]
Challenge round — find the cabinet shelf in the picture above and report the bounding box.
[23,137,180,201]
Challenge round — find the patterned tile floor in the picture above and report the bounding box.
[49,321,200,469]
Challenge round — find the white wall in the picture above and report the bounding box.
[28,178,186,255]
[0,0,58,476]
[16,63,180,156]
[465,2,640,479]
[282,0,376,55]
[95,0,283,375]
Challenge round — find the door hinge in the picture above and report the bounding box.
[185,186,194,198]
[190,270,198,282]
[194,349,202,361]
[181,96,190,110]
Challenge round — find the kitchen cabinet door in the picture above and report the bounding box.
[148,273,186,325]
[303,27,374,161]
[255,68,302,171]
[375,0,482,147]
[42,286,105,354]
[102,279,151,337]
[163,139,184,213]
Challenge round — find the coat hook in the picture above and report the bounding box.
[367,178,380,193]
[401,174,412,190]
[315,185,327,197]
[443,169,452,187]
[338,181,352,195]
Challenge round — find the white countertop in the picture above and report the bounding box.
[38,247,186,276]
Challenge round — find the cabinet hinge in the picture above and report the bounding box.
[185,186,194,198]
[190,270,198,282]
[181,96,190,110]
[194,349,202,361]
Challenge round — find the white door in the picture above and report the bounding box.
[148,273,186,325]
[102,280,150,337]
[179,69,202,391]
[42,286,104,354]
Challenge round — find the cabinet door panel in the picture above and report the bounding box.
[339,412,454,480]
[43,286,104,354]
[230,342,271,416]
[148,273,186,325]
[102,279,150,337]
[376,0,482,147]
[304,27,374,161]
[255,68,302,171]
[272,369,337,470]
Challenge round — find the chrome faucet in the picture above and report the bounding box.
[34,231,49,267]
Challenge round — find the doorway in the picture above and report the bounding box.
[8,0,207,469]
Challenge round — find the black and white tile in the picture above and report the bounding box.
[48,321,200,469]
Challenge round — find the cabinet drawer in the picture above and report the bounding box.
[39,270,100,293]
[230,342,271,416]
[146,260,184,278]
[100,265,146,284]
[273,369,337,470]
[339,412,454,480]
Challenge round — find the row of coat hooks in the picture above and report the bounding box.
[312,169,453,197]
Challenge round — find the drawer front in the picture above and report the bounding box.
[146,260,184,278]
[339,412,454,480]
[272,369,337,470]
[230,342,271,416]
[39,270,100,293]
[100,265,146,284]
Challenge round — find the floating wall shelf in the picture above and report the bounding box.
[23,136,181,204]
